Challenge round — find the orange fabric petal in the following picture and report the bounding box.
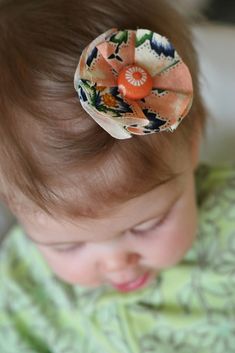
[97,31,136,73]
[153,61,193,95]
[138,90,192,125]
[75,28,118,87]
[79,51,117,87]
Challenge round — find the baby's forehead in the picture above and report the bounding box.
[18,174,184,237]
[7,144,191,231]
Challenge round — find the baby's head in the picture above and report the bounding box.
[0,0,206,290]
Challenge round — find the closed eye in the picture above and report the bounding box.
[130,214,167,235]
[131,193,180,236]
[25,232,85,254]
[52,242,84,253]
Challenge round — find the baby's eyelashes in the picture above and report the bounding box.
[130,217,165,235]
[52,243,84,253]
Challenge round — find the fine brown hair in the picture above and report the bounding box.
[0,0,206,219]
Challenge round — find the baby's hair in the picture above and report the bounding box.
[0,0,206,219]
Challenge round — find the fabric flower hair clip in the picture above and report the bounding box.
[74,28,193,139]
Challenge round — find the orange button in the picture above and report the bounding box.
[118,65,153,100]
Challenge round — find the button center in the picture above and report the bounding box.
[118,64,153,100]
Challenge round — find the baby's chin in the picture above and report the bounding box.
[55,274,102,288]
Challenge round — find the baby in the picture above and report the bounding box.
[0,0,235,352]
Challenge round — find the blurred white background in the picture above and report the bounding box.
[170,0,211,16]
[194,24,235,164]
[0,0,235,240]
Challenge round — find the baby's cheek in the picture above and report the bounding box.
[152,205,197,267]
[35,247,86,284]
[60,256,103,287]
[144,224,195,269]
[52,261,94,285]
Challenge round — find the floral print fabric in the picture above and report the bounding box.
[74,29,193,139]
[1,165,235,353]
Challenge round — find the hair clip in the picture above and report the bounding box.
[74,29,193,139]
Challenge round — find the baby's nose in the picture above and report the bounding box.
[100,252,140,273]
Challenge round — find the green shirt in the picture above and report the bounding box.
[0,165,235,353]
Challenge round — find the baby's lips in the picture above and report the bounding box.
[110,271,153,292]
